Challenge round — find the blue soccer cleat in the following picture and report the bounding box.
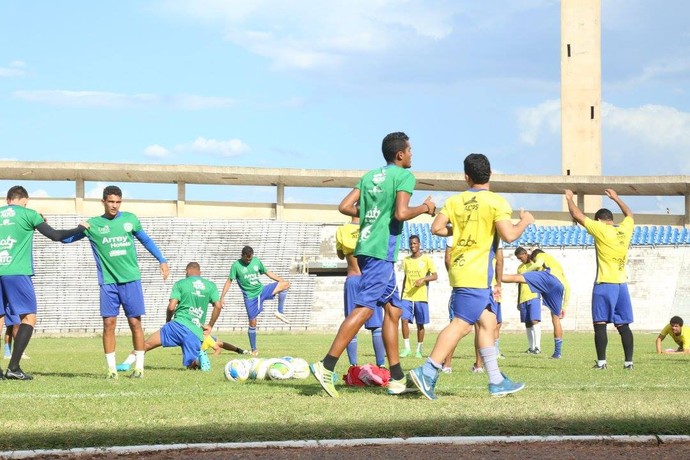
[408,367,438,400]
[198,350,211,372]
[488,376,525,397]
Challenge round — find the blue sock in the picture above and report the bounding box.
[248,326,257,351]
[346,336,358,366]
[555,338,563,354]
[422,358,441,380]
[371,328,385,367]
[277,291,287,314]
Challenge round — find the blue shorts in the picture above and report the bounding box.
[100,280,145,318]
[447,291,455,321]
[592,283,633,324]
[523,270,564,316]
[3,309,19,327]
[160,320,201,368]
[0,275,37,317]
[449,287,497,325]
[519,298,542,324]
[344,275,382,330]
[243,282,278,321]
[495,302,503,324]
[400,300,429,325]
[354,256,401,311]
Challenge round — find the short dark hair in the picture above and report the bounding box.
[464,153,491,184]
[241,245,254,257]
[529,248,544,262]
[670,316,684,327]
[409,235,420,243]
[6,185,28,201]
[186,261,200,271]
[102,185,122,200]
[594,208,613,221]
[381,132,409,163]
[514,247,527,257]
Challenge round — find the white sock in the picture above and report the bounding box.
[134,350,145,370]
[105,352,117,372]
[526,327,534,349]
[416,342,423,352]
[533,323,542,350]
[403,338,410,350]
[123,353,136,366]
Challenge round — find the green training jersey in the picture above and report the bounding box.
[85,212,143,285]
[0,205,45,276]
[170,276,220,340]
[354,165,416,262]
[229,257,267,299]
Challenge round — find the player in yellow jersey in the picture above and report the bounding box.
[503,248,569,358]
[656,316,690,354]
[512,247,543,354]
[400,235,437,358]
[409,153,534,399]
[565,188,634,370]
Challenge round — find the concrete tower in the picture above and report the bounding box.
[561,0,602,211]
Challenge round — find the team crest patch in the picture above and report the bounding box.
[123,223,133,232]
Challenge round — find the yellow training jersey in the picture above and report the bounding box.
[584,216,634,284]
[336,222,360,256]
[443,190,511,288]
[517,262,538,304]
[659,324,690,350]
[402,253,436,301]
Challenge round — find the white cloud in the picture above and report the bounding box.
[174,136,250,157]
[602,103,690,149]
[516,99,560,145]
[12,90,235,109]
[159,0,461,70]
[30,189,50,198]
[0,60,26,77]
[144,144,171,158]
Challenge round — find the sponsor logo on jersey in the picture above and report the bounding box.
[0,236,17,250]
[102,235,131,249]
[123,222,133,232]
[109,249,127,257]
[0,208,16,219]
[98,225,110,234]
[0,250,13,265]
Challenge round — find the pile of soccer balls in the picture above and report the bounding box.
[224,356,310,382]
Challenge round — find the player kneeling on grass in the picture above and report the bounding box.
[118,262,222,372]
[656,316,690,354]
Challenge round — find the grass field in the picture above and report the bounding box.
[0,330,686,451]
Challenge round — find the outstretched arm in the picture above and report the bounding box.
[564,189,587,226]
[204,301,223,334]
[38,222,88,242]
[338,189,361,217]
[656,335,664,354]
[395,192,435,222]
[220,279,233,306]
[605,189,633,219]
[495,209,534,243]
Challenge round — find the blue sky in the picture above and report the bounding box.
[1,1,689,213]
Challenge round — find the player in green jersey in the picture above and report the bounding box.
[63,185,169,379]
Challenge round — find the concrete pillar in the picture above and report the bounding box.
[276,183,284,220]
[75,179,84,215]
[176,182,185,217]
[561,0,602,212]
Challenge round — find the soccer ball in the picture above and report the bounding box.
[224,359,249,382]
[290,358,310,379]
[252,358,277,380]
[267,359,294,380]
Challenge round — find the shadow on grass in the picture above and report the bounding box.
[2,414,687,451]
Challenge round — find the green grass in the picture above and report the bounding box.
[0,331,686,451]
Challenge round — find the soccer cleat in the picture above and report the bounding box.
[3,354,9,360]
[441,366,452,374]
[106,370,118,379]
[528,348,541,355]
[415,351,423,358]
[471,364,484,373]
[250,350,259,357]
[274,311,290,324]
[624,363,634,370]
[386,376,419,395]
[128,369,144,379]
[240,349,250,355]
[399,348,411,358]
[497,353,506,360]
[21,353,30,360]
[551,352,562,359]
[310,361,339,398]
[5,368,33,381]
[488,376,525,397]
[198,350,211,372]
[408,367,438,400]
[592,362,607,370]
[116,362,131,372]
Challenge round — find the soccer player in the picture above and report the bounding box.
[565,188,635,370]
[311,131,436,398]
[503,248,569,359]
[400,234,437,358]
[0,185,87,380]
[656,316,689,354]
[512,247,543,354]
[408,153,533,400]
[336,216,386,367]
[221,245,291,356]
[118,262,222,371]
[63,185,169,379]
[472,243,504,372]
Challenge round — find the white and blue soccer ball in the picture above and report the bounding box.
[224,359,249,382]
[290,358,310,379]
[267,359,294,380]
